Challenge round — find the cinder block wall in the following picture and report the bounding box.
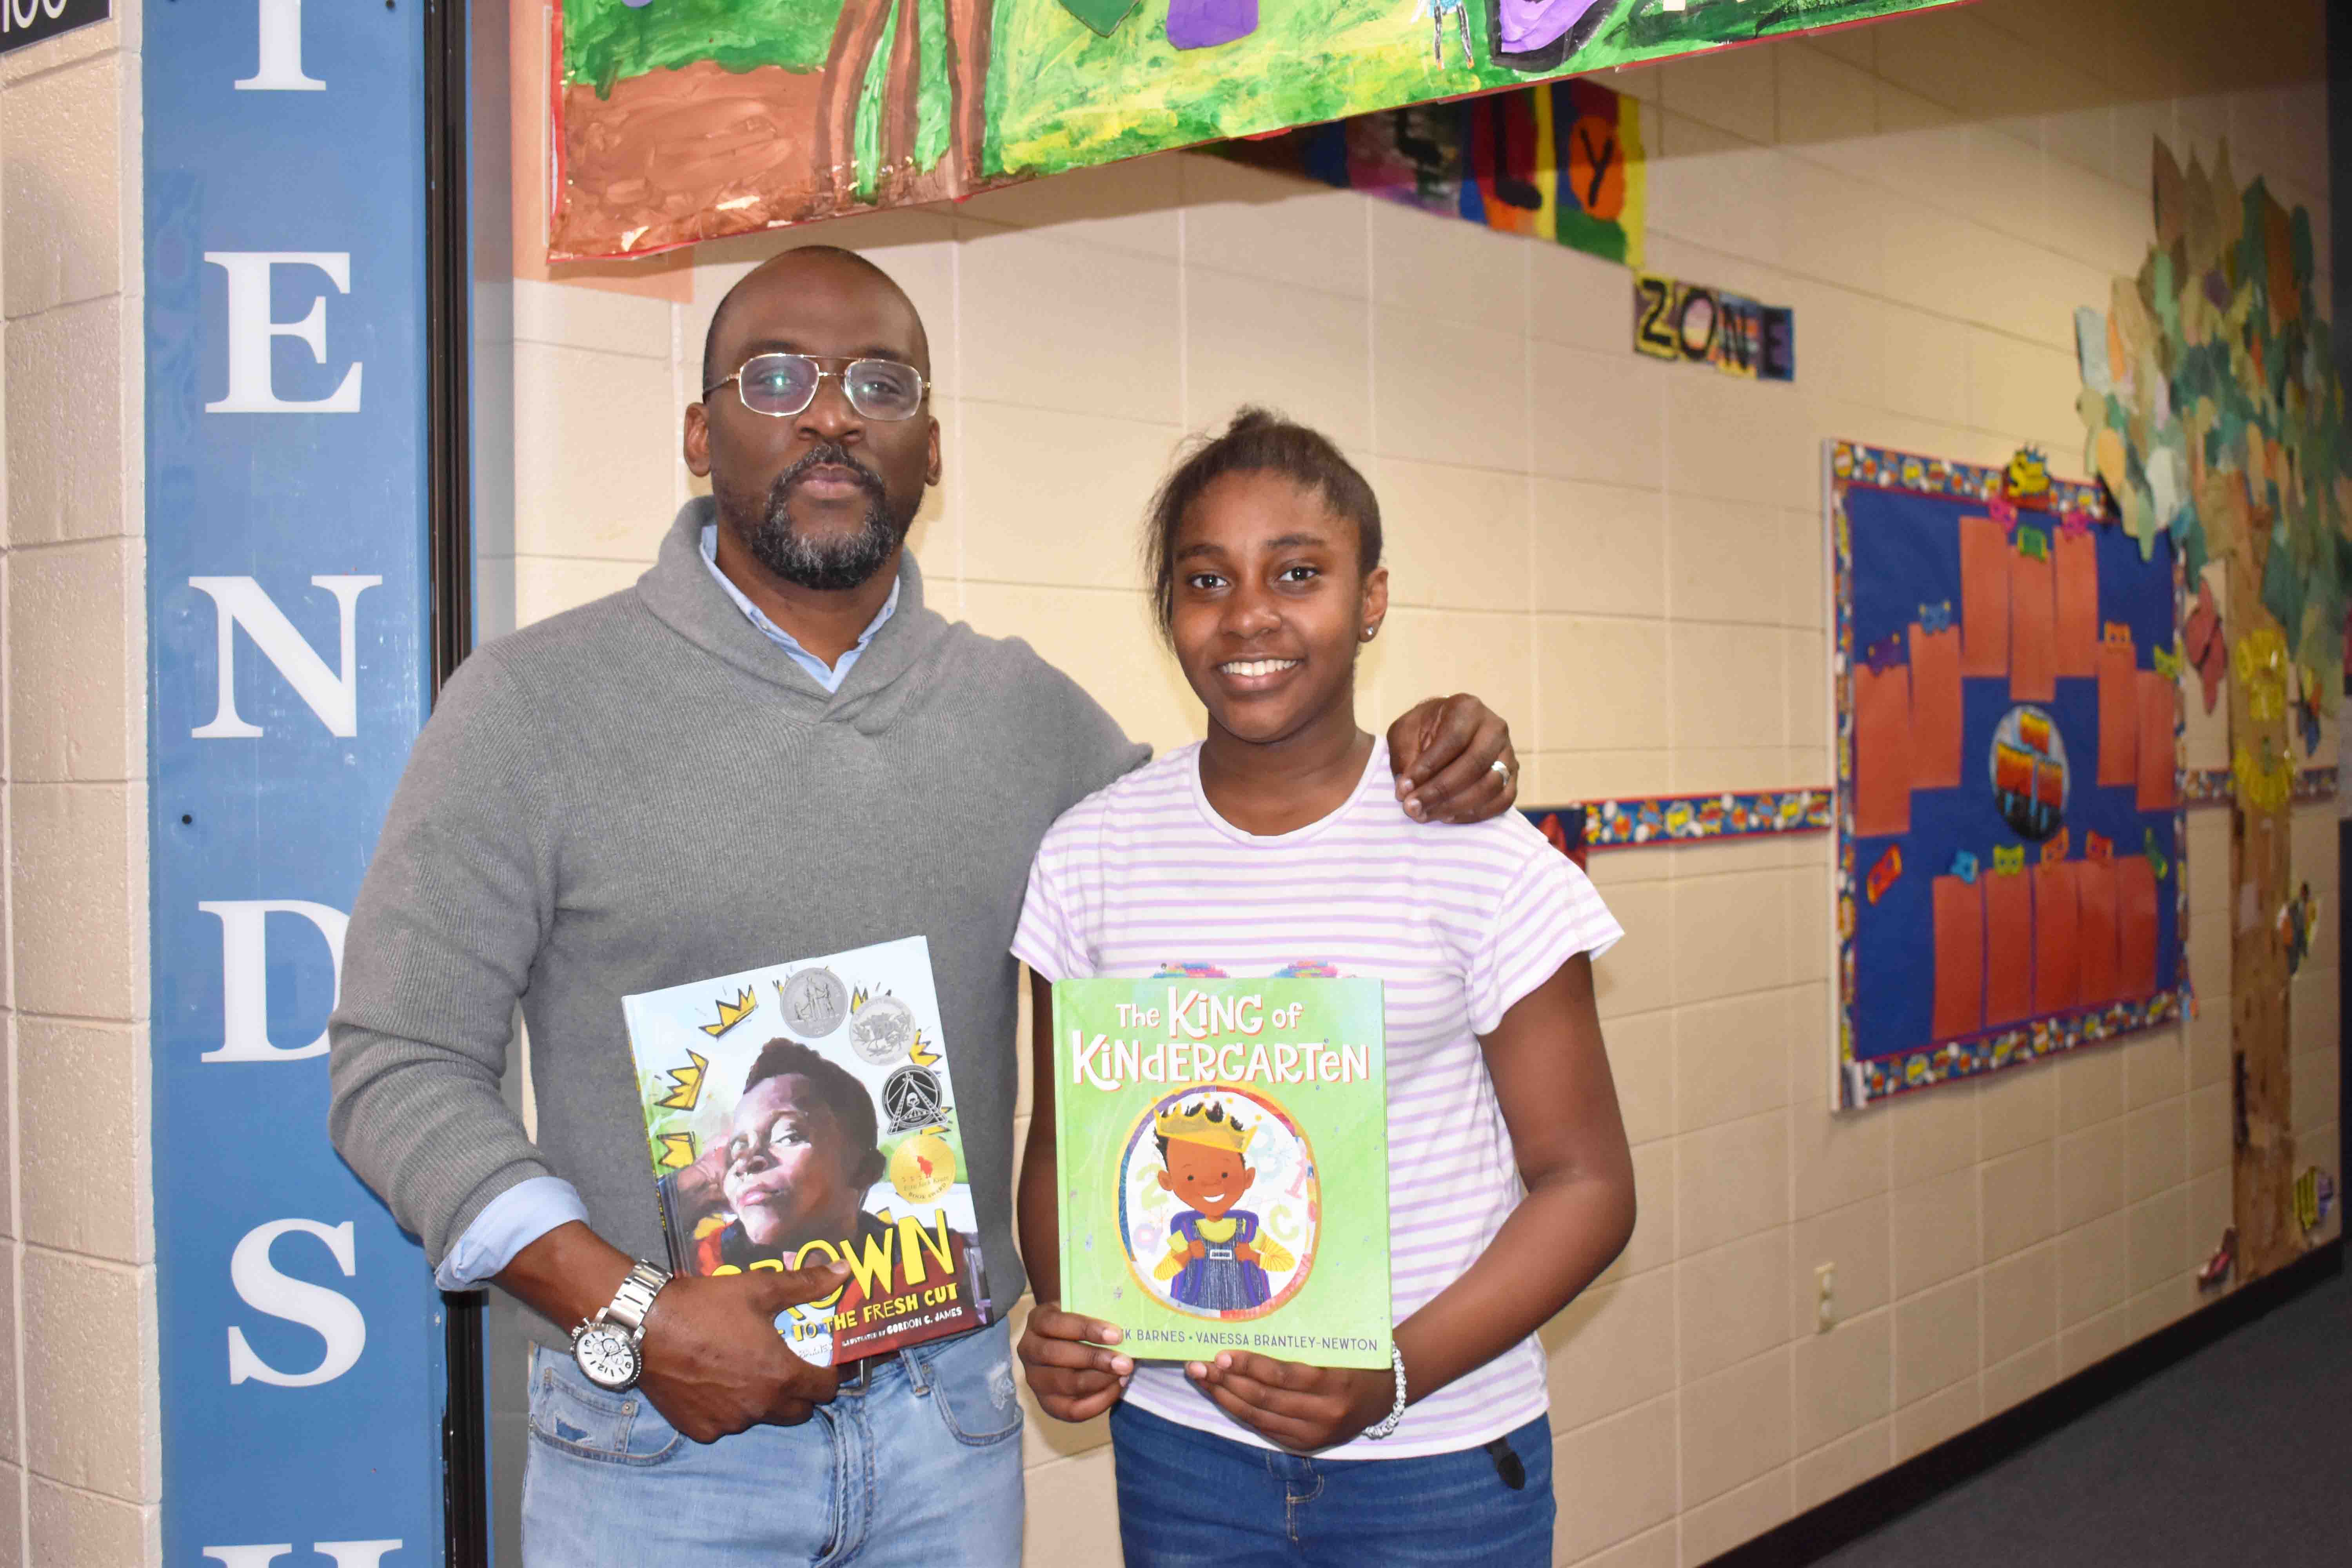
[0,2,158,1563]
[499,4,2340,1564]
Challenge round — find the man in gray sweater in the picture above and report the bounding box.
[327,245,1518,1565]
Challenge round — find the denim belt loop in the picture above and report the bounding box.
[899,1342,934,1397]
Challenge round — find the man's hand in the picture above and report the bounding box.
[636,1263,850,1443]
[1187,1351,1393,1450]
[1017,1304,1132,1423]
[1387,695,1517,824]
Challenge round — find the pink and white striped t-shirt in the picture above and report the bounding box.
[1012,737,1622,1459]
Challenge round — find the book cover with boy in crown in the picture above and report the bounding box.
[1052,977,1392,1368]
[622,935,989,1367]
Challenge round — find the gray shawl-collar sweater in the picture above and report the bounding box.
[329,499,1146,1350]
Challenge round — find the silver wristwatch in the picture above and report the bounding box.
[569,1260,672,1392]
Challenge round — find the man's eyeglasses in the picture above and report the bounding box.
[703,352,928,421]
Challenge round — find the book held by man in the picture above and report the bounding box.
[1053,977,1392,1368]
[622,935,989,1366]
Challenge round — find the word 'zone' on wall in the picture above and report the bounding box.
[1832,443,2188,1108]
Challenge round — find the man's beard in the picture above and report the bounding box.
[736,442,919,592]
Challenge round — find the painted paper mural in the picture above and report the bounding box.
[1220,76,1642,269]
[2074,138,2352,1281]
[1830,441,2189,1110]
[548,0,1966,259]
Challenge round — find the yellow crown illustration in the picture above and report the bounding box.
[1155,1100,1256,1154]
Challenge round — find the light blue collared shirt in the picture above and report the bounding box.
[433,528,903,1292]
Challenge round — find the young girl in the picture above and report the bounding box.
[1011,409,1636,1565]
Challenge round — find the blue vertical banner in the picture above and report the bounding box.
[145,2,444,1563]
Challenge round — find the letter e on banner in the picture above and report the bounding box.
[227,1219,366,1387]
[203,253,362,412]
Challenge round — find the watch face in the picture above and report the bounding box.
[572,1323,639,1390]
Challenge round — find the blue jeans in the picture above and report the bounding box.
[1108,1403,1554,1566]
[521,1320,1024,1567]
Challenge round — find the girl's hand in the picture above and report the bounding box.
[1187,1352,1393,1450]
[1017,1305,1132,1423]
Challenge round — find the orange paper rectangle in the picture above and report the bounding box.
[1959,515,2010,677]
[1907,624,1963,790]
[2076,857,2119,1005]
[2054,530,2100,677]
[2136,670,2176,810]
[2032,860,2080,1015]
[2009,550,2057,702]
[1931,875,1985,1041]
[1983,871,2035,1026]
[2096,633,2138,787]
[2115,854,2160,999]
[1854,664,1912,838]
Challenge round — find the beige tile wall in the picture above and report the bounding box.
[500,2,2339,1564]
[0,2,158,1564]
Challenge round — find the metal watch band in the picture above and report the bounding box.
[601,1260,671,1335]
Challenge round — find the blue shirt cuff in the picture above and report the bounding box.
[435,1176,591,1292]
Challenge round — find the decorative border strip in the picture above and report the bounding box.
[2182,765,2339,805]
[1524,789,1833,853]
[1829,440,2192,1109]
[1845,992,2188,1103]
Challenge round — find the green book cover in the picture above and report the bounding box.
[1052,977,1392,1368]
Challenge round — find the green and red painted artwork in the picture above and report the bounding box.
[549,0,1965,259]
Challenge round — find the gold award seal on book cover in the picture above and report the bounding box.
[889,1131,957,1203]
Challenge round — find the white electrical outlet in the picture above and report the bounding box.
[1814,1262,1838,1332]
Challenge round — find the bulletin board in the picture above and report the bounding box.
[1831,441,2189,1108]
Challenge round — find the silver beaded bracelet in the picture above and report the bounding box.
[1360,1343,1408,1440]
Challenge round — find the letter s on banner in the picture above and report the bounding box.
[197,900,347,1062]
[226,1219,366,1387]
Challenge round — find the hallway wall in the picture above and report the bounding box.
[501,3,2341,1563]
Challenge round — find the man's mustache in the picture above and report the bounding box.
[770,441,886,503]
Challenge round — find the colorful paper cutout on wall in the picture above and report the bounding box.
[1928,875,1983,1040]
[2076,138,2352,704]
[1831,441,2187,1109]
[547,0,1965,259]
[1957,515,2011,677]
[2053,529,2101,678]
[2031,859,2078,1015]
[1228,75,1644,270]
[1633,273,1795,379]
[2095,626,2138,788]
[2008,550,2057,702]
[1981,869,2033,1027]
[1853,663,1912,839]
[2076,855,2118,1005]
[1907,624,1963,789]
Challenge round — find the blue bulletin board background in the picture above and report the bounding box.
[1831,442,2189,1108]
